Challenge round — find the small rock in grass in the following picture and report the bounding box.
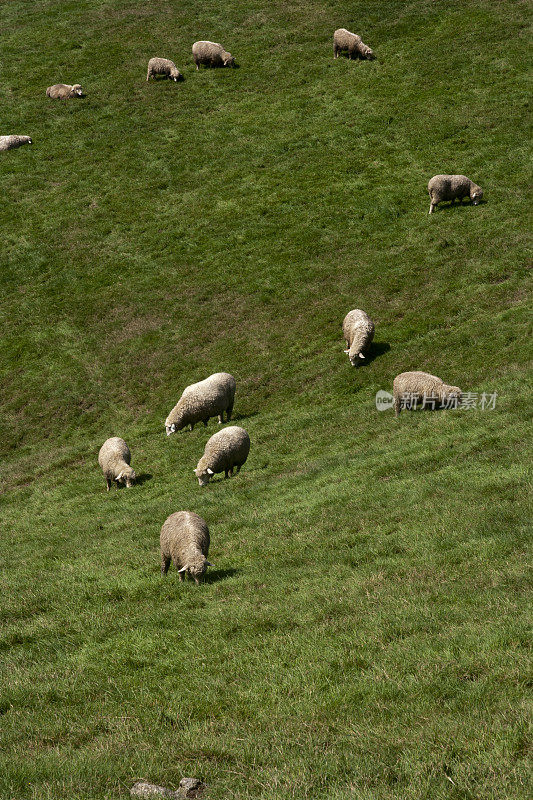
[179,777,206,798]
[130,778,206,799]
[130,782,178,799]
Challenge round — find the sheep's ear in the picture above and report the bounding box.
[116,471,123,480]
[359,353,365,359]
[206,561,215,567]
[344,349,350,354]
[192,470,197,474]
[207,468,214,475]
[178,566,188,573]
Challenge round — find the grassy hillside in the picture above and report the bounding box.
[0,1,531,798]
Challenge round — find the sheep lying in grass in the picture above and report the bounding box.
[160,511,213,584]
[146,57,182,82]
[393,371,462,417]
[165,372,236,435]
[342,309,375,366]
[428,175,483,214]
[333,29,375,60]
[0,135,32,151]
[46,83,84,99]
[98,437,136,490]
[192,41,236,69]
[194,426,250,486]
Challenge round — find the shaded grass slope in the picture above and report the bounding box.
[0,1,531,798]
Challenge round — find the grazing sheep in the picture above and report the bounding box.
[333,28,375,60]
[98,437,136,490]
[46,83,84,99]
[393,371,462,417]
[428,175,483,214]
[146,57,182,82]
[160,511,213,584]
[194,426,250,486]
[192,41,236,69]
[165,372,236,436]
[342,309,375,366]
[0,135,32,152]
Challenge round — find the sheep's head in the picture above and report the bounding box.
[71,84,83,97]
[442,385,462,405]
[170,67,182,81]
[165,411,184,435]
[470,185,483,205]
[178,556,214,584]
[364,47,375,60]
[117,467,136,487]
[344,347,366,367]
[194,465,214,486]
[223,52,236,67]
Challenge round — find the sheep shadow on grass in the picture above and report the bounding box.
[150,74,184,82]
[112,473,152,489]
[135,473,153,486]
[203,567,238,584]
[396,403,460,417]
[433,198,486,213]
[358,341,391,367]
[335,52,372,61]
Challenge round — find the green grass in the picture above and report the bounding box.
[0,1,531,798]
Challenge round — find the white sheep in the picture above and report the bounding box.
[46,83,84,99]
[333,29,375,60]
[192,41,236,69]
[194,426,250,486]
[98,437,136,490]
[160,511,213,584]
[393,371,462,417]
[0,135,32,152]
[165,372,236,435]
[146,57,182,82]
[342,309,375,366]
[428,175,483,214]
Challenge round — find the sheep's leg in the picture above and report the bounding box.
[334,45,338,59]
[235,464,241,474]
[161,555,171,575]
[178,569,184,582]
[203,419,208,427]
[218,413,224,424]
[226,404,233,421]
[190,423,194,431]
[429,202,435,214]
[224,468,230,478]
[394,396,401,418]
[106,478,112,492]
